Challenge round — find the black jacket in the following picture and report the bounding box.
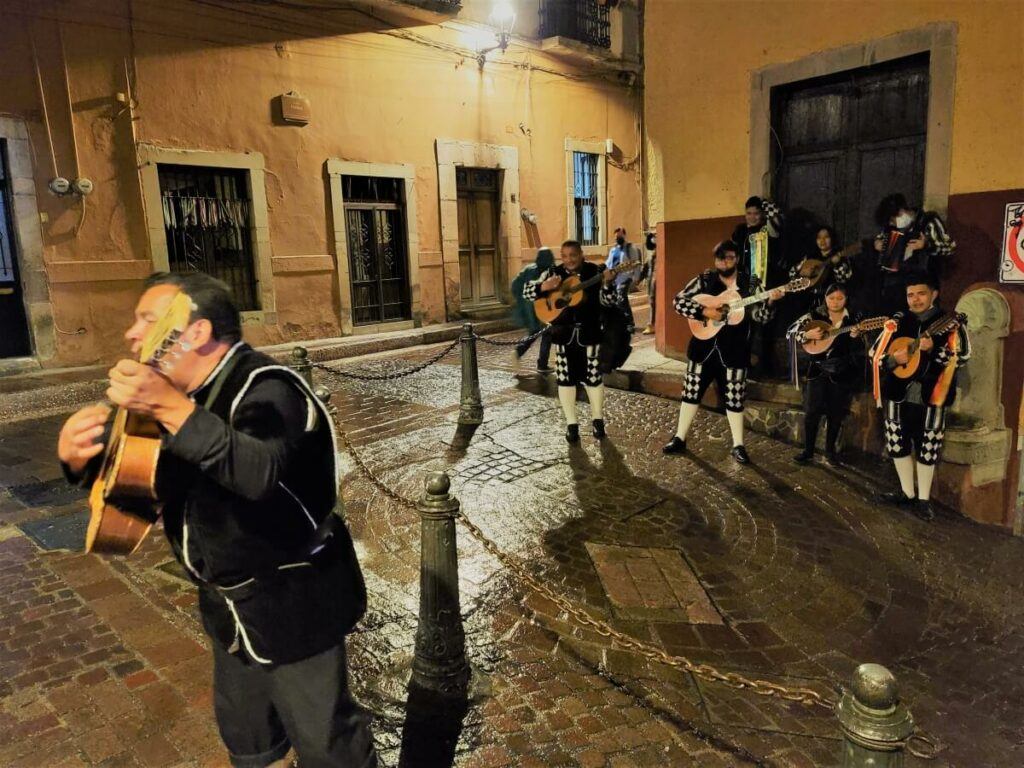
[790,307,863,385]
[673,270,775,369]
[522,261,616,346]
[876,210,956,281]
[70,344,365,666]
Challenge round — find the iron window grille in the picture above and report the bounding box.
[342,175,411,326]
[540,0,611,49]
[572,151,600,246]
[158,164,259,311]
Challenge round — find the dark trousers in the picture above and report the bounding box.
[213,641,377,768]
[802,376,853,455]
[516,331,552,369]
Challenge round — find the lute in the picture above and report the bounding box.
[687,277,810,341]
[888,312,967,380]
[796,243,859,288]
[86,291,194,555]
[533,259,640,324]
[800,315,888,355]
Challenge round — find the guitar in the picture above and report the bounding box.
[800,315,888,355]
[533,259,640,324]
[888,312,967,380]
[687,277,810,341]
[796,243,859,288]
[86,291,195,555]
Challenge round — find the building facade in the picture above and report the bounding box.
[0,0,642,369]
[643,0,1024,530]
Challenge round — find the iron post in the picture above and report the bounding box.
[290,346,313,387]
[458,323,483,425]
[410,472,469,695]
[837,663,915,767]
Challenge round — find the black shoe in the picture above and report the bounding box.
[915,500,935,522]
[882,491,916,508]
[592,419,606,439]
[731,446,751,464]
[565,424,580,444]
[792,450,813,464]
[824,453,843,468]
[662,436,686,455]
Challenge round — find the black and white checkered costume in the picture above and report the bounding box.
[673,270,775,413]
[870,306,971,466]
[788,249,854,310]
[522,261,616,387]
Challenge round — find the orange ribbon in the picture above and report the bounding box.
[872,319,898,407]
[929,331,959,406]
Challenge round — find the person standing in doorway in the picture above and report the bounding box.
[511,247,555,373]
[605,227,642,331]
[640,230,657,335]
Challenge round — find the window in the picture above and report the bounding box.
[158,164,259,311]
[572,151,600,245]
[342,175,411,325]
[540,0,611,49]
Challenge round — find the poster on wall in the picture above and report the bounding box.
[1001,202,1024,284]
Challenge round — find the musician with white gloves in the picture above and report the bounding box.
[663,240,783,464]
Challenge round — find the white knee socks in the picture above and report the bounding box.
[916,462,935,501]
[893,455,916,498]
[726,409,745,447]
[675,401,699,440]
[558,386,578,425]
[584,384,605,421]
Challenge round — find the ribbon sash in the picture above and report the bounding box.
[872,319,898,407]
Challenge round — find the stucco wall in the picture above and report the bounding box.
[645,0,1024,222]
[0,0,642,366]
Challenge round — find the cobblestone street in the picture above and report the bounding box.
[2,331,1023,767]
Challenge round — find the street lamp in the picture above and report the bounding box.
[476,0,515,68]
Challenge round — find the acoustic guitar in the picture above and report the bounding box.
[533,259,640,324]
[687,277,810,341]
[796,243,859,288]
[86,291,195,555]
[800,315,888,355]
[888,312,967,380]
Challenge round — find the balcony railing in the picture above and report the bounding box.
[400,0,461,12]
[539,0,611,49]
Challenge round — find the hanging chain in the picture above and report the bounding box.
[309,338,460,381]
[472,327,548,347]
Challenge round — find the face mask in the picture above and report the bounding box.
[615,236,625,246]
[895,212,914,229]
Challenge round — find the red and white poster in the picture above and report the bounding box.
[1001,202,1024,284]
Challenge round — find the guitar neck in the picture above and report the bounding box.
[731,287,782,309]
[567,261,637,294]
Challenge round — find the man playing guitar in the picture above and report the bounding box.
[57,272,376,768]
[522,240,617,442]
[663,240,783,464]
[788,284,863,467]
[869,274,971,521]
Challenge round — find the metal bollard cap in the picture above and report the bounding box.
[418,472,459,519]
[837,663,915,749]
[292,346,308,360]
[313,385,332,405]
[426,471,451,497]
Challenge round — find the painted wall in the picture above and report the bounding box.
[645,0,1024,222]
[0,0,642,367]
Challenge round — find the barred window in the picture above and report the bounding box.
[572,151,600,246]
[158,164,259,311]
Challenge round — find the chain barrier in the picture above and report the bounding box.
[310,338,460,381]
[472,327,548,348]
[327,377,943,760]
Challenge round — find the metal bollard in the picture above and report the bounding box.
[837,663,915,767]
[290,346,313,387]
[410,472,470,695]
[457,323,483,425]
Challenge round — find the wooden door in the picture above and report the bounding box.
[457,168,502,307]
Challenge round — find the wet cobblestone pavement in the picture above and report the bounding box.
[2,330,1023,766]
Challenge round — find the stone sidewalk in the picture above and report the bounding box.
[1,327,1022,766]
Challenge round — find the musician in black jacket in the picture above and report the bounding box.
[873,193,956,316]
[788,284,863,467]
[869,274,971,520]
[663,240,782,464]
[57,272,376,768]
[731,197,785,375]
[523,240,617,442]
[789,226,854,313]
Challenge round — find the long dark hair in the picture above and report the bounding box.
[815,225,840,255]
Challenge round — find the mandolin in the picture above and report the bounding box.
[86,291,195,555]
[796,243,859,288]
[888,312,966,380]
[533,259,640,324]
[800,315,889,355]
[687,277,810,340]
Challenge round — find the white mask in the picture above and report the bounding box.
[895,212,914,230]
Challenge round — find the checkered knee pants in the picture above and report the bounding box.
[681,357,747,412]
[555,343,602,387]
[884,401,946,465]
